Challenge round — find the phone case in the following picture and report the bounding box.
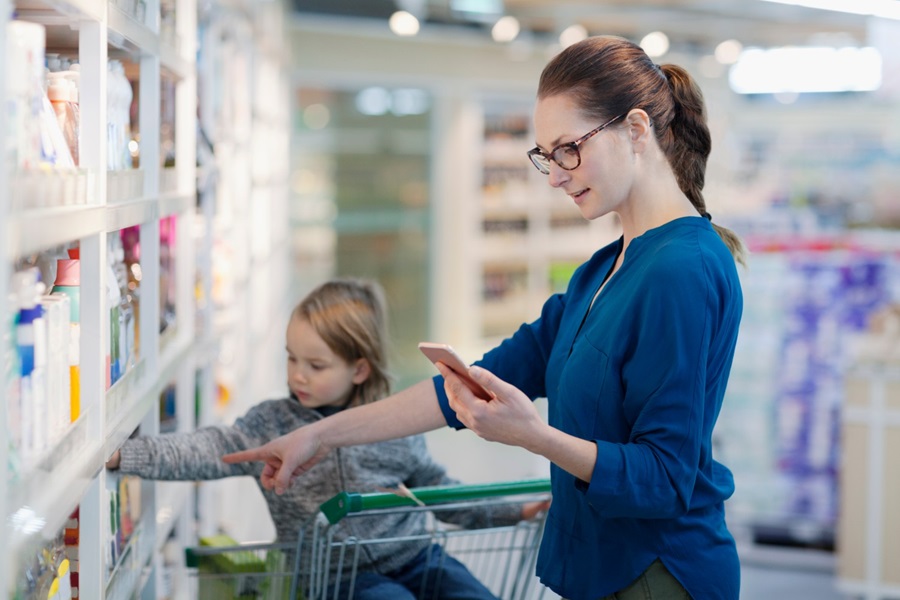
[418,342,492,400]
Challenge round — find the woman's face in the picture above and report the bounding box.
[532,93,633,220]
[285,316,369,410]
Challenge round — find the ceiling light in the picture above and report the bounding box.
[758,0,900,19]
[303,104,330,129]
[451,0,503,15]
[356,87,392,115]
[391,88,430,115]
[729,46,882,94]
[715,39,743,64]
[640,32,670,58]
[389,10,420,36]
[492,16,520,43]
[559,24,588,48]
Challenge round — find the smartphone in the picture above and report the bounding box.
[418,342,493,400]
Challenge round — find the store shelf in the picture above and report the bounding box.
[6,204,105,256]
[107,2,157,54]
[160,42,192,80]
[155,482,191,552]
[159,191,194,219]
[6,410,102,559]
[104,339,192,457]
[105,197,158,232]
[105,514,151,600]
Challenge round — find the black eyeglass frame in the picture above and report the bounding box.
[526,113,627,174]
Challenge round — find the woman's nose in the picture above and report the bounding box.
[547,163,570,188]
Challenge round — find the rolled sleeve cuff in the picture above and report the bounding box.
[118,439,153,474]
[432,375,466,430]
[577,440,625,508]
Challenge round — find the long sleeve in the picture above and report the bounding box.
[118,403,278,480]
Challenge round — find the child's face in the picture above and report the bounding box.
[286,316,370,410]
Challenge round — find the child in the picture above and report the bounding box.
[107,278,546,599]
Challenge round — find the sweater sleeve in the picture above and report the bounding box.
[117,403,274,480]
[585,253,713,518]
[403,436,524,529]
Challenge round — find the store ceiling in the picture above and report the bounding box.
[292,0,870,51]
[503,0,868,48]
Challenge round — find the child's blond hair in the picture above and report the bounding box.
[292,278,392,405]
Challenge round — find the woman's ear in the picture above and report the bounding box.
[625,109,653,151]
[352,358,372,385]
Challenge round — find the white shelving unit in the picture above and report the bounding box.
[193,0,291,546]
[3,0,290,593]
[0,0,202,594]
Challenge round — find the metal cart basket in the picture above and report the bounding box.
[185,478,553,600]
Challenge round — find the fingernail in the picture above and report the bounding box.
[469,366,484,377]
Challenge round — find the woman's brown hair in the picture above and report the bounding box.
[537,35,746,265]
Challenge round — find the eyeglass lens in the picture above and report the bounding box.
[529,145,580,174]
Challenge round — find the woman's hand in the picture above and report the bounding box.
[436,363,548,451]
[223,426,331,495]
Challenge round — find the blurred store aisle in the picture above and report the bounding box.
[740,545,848,600]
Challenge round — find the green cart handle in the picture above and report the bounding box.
[319,478,551,524]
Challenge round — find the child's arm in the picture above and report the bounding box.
[224,379,446,494]
[109,426,260,480]
[108,404,275,480]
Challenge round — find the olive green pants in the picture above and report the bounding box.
[597,559,691,600]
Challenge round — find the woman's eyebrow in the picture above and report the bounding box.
[535,133,569,151]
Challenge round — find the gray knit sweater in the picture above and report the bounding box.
[118,396,523,574]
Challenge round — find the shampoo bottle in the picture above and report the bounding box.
[51,249,80,421]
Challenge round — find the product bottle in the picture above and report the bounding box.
[51,249,81,422]
[47,73,78,166]
[4,287,22,478]
[63,65,81,167]
[14,268,46,465]
[111,233,133,373]
[6,20,46,172]
[106,238,122,386]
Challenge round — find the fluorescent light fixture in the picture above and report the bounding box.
[559,24,588,48]
[356,87,392,115]
[391,88,430,116]
[758,0,900,20]
[389,10,420,36]
[451,0,503,15]
[729,46,882,94]
[492,15,520,42]
[640,31,670,58]
[715,39,743,65]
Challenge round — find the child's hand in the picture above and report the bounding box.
[106,449,121,470]
[521,499,551,521]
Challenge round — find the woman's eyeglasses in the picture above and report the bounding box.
[526,113,626,175]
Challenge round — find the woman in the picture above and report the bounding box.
[226,35,746,599]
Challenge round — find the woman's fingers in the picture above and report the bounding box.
[222,447,267,464]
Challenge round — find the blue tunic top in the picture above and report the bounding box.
[434,216,743,599]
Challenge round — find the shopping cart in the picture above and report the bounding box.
[184,478,553,600]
